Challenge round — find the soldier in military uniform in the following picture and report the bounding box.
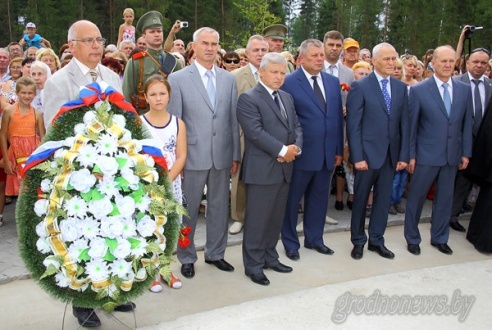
[262,24,295,73]
[123,11,183,114]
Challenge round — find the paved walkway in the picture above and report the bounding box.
[2,198,491,329]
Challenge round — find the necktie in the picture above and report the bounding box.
[472,79,483,135]
[311,76,326,109]
[381,78,391,115]
[273,91,287,120]
[328,65,337,77]
[205,70,216,107]
[89,69,98,82]
[442,82,451,116]
[254,71,259,82]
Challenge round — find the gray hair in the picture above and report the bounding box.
[119,40,135,50]
[31,60,52,80]
[372,43,395,59]
[299,39,323,56]
[0,48,9,56]
[193,27,220,43]
[246,35,268,50]
[259,52,287,70]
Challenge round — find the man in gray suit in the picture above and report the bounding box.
[228,35,269,235]
[42,20,132,327]
[168,27,241,279]
[449,48,491,232]
[404,45,473,255]
[43,20,122,129]
[237,53,302,286]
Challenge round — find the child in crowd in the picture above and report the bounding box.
[18,22,51,49]
[0,77,45,199]
[117,8,136,46]
[141,74,187,291]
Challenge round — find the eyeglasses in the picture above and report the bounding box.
[471,48,491,56]
[71,37,106,46]
[225,59,240,64]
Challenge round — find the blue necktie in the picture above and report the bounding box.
[381,78,391,115]
[442,82,451,116]
[205,70,216,107]
[472,79,483,135]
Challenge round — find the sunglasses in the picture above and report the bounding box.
[225,59,240,64]
[471,48,491,56]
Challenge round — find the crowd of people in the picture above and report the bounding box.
[1,7,491,328]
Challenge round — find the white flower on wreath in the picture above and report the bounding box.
[97,156,119,177]
[120,218,137,238]
[88,237,107,259]
[110,258,133,279]
[143,154,155,167]
[115,195,136,218]
[36,237,51,254]
[137,215,157,237]
[34,199,49,217]
[74,123,86,135]
[85,259,110,281]
[129,237,148,257]
[133,140,142,153]
[65,196,88,218]
[63,136,76,147]
[54,148,67,159]
[112,114,126,127]
[69,168,96,193]
[115,151,135,169]
[96,176,119,199]
[55,272,71,288]
[40,178,53,193]
[43,256,61,270]
[100,216,124,239]
[120,129,132,143]
[67,238,89,262]
[76,144,99,168]
[88,197,113,219]
[78,217,100,240]
[83,110,97,124]
[113,238,132,259]
[97,133,119,156]
[135,194,151,212]
[59,217,80,242]
[35,221,48,238]
[120,167,140,190]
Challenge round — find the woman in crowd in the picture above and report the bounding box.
[393,58,403,80]
[1,57,23,110]
[401,54,419,86]
[58,44,71,61]
[101,57,124,78]
[415,60,425,82]
[222,51,240,72]
[36,48,60,74]
[109,51,128,72]
[30,61,51,113]
[236,49,248,67]
[351,61,371,80]
[186,48,196,66]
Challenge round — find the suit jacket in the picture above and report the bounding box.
[232,65,257,96]
[43,60,122,128]
[338,63,355,107]
[237,83,302,185]
[408,76,473,167]
[346,72,409,169]
[281,68,344,172]
[167,62,240,170]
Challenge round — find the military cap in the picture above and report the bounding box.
[136,11,163,35]
[262,24,288,40]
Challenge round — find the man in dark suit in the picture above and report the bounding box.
[237,53,302,286]
[280,39,344,261]
[449,48,491,232]
[346,42,409,260]
[404,45,473,255]
[168,27,241,278]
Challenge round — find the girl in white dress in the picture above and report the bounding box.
[141,74,187,291]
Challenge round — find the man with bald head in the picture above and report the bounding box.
[404,45,473,256]
[43,20,122,129]
[42,21,128,326]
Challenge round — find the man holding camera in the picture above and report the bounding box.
[122,11,182,114]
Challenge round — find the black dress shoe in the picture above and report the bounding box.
[351,245,364,260]
[205,258,234,272]
[368,244,395,259]
[407,244,421,255]
[265,262,293,273]
[114,302,136,312]
[431,242,453,255]
[334,200,344,211]
[248,272,270,286]
[181,263,195,278]
[346,200,353,210]
[304,243,334,255]
[72,307,101,328]
[286,250,300,260]
[450,222,466,232]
